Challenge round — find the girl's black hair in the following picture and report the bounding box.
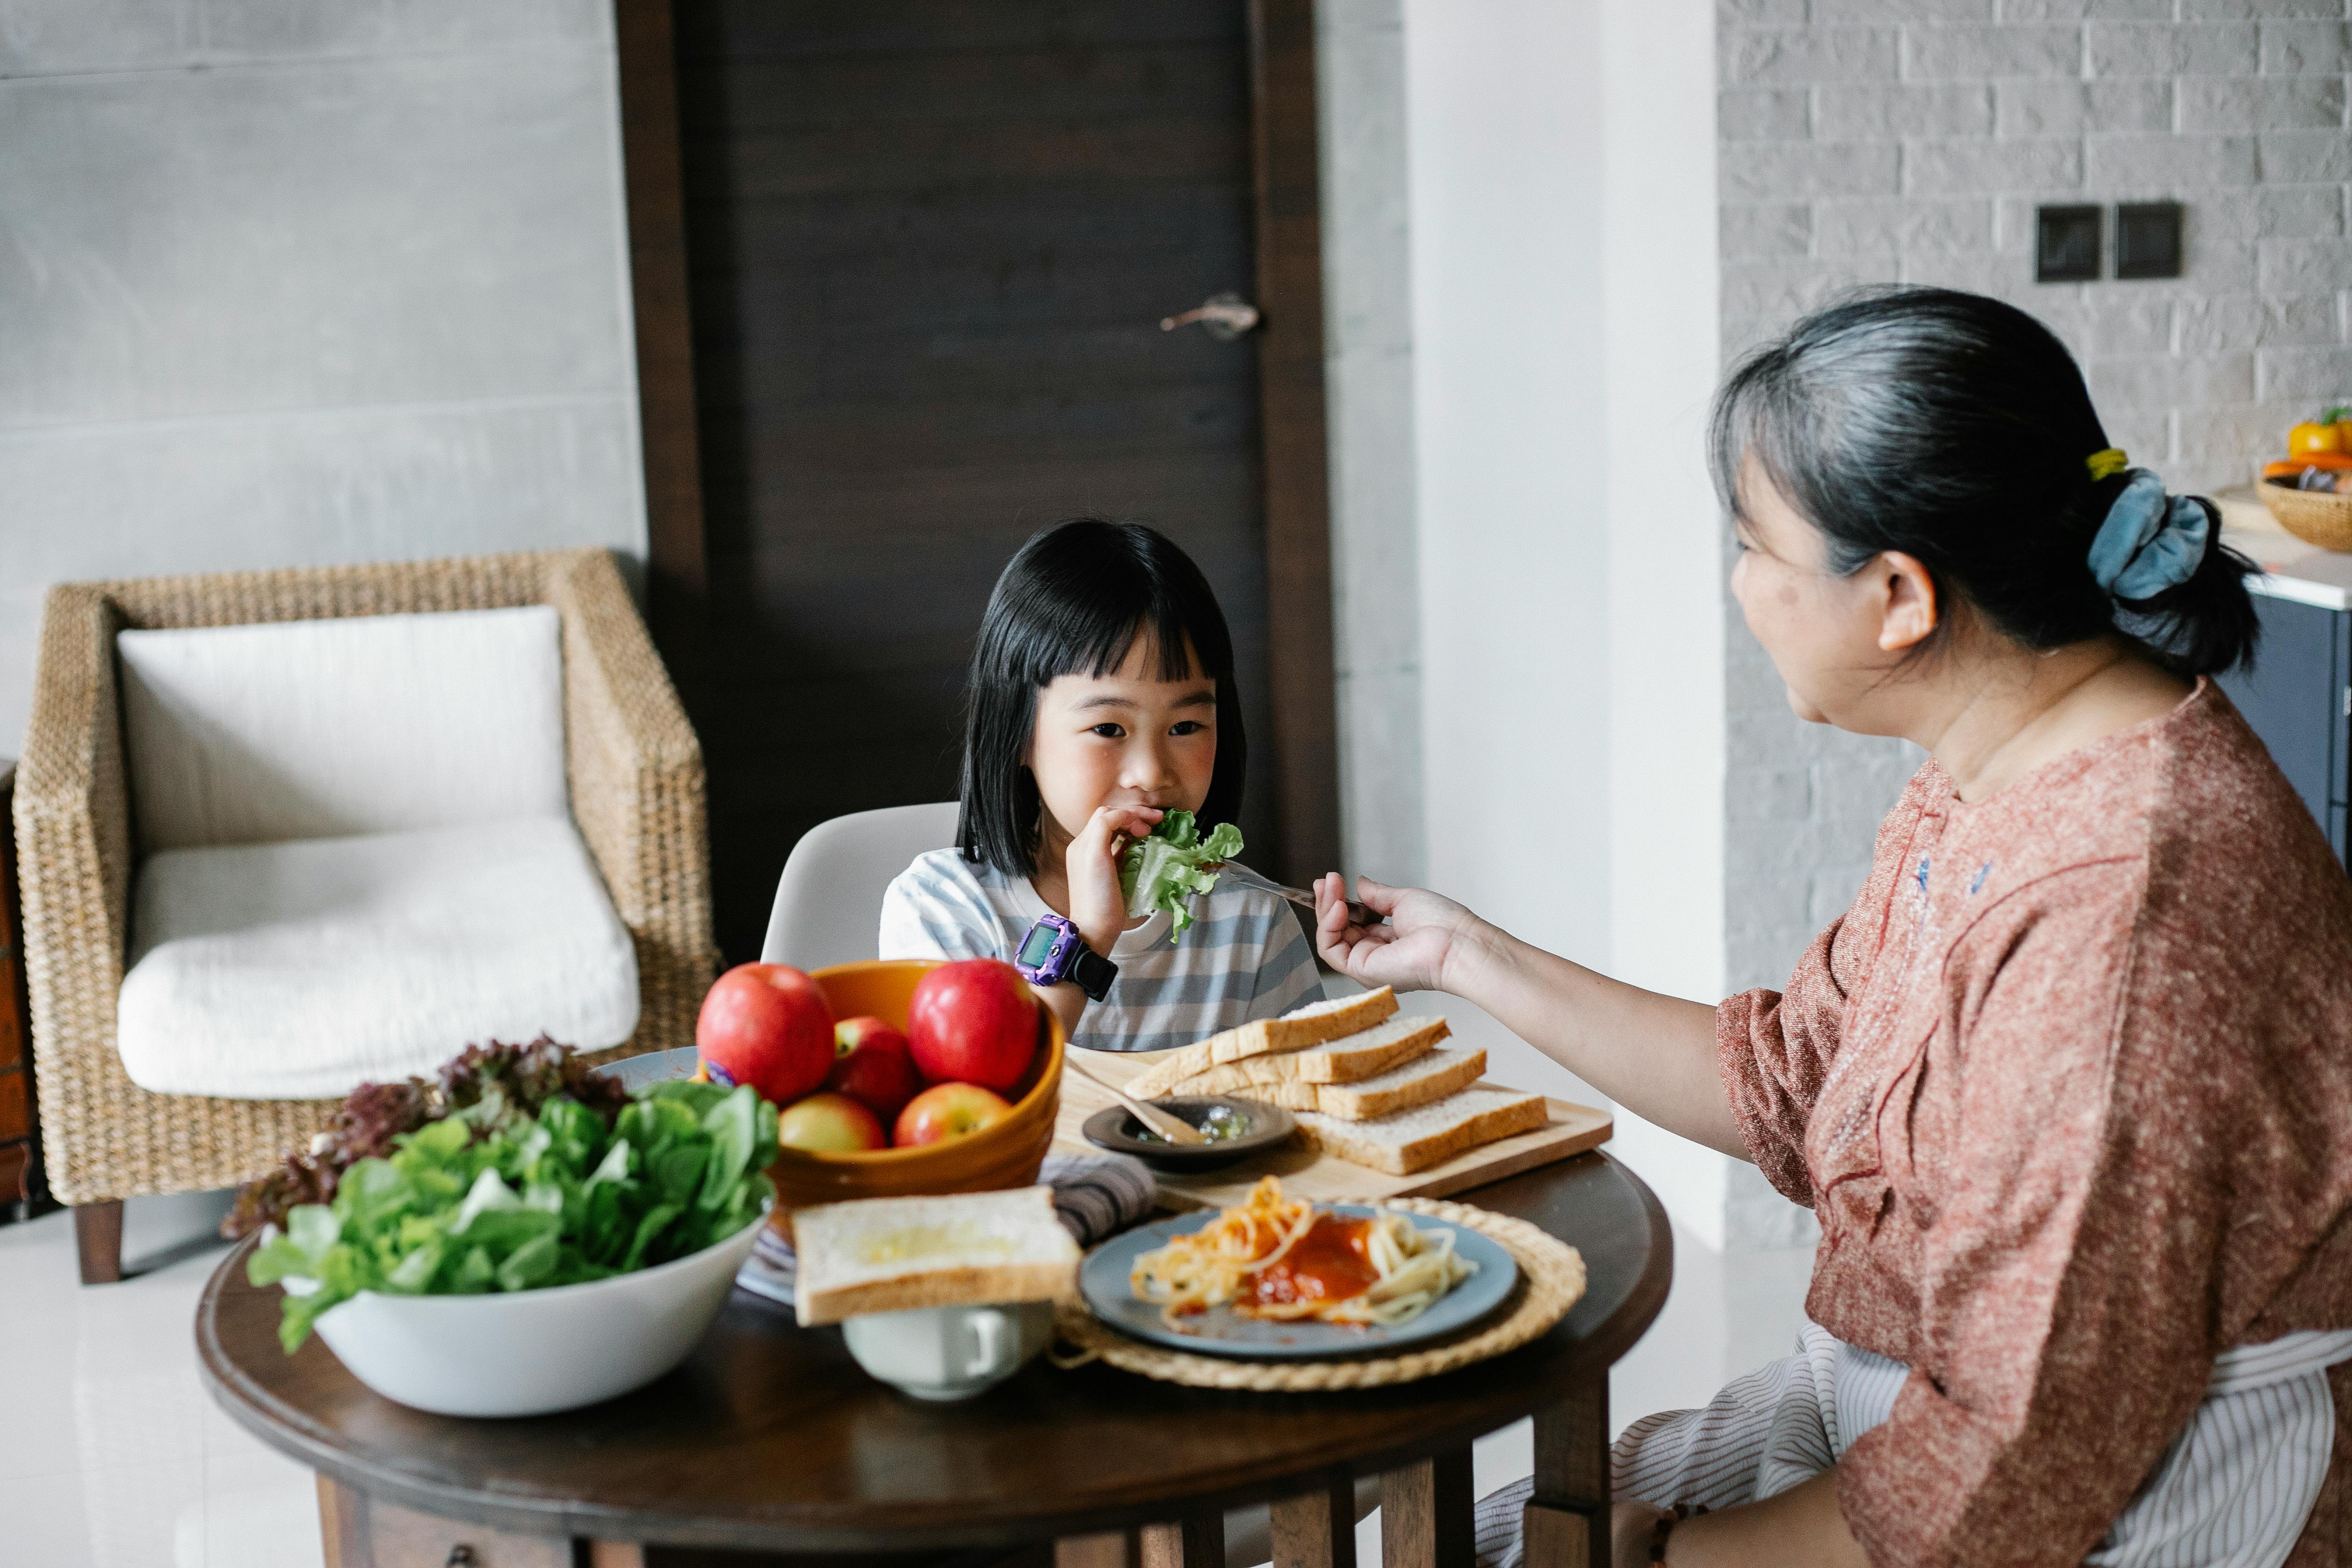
[957,519,1246,876]
[1710,286,2259,678]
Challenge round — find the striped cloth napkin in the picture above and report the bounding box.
[735,1150,1157,1311]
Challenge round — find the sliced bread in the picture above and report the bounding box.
[1307,1045,1488,1120]
[1197,1045,1487,1119]
[1292,1085,1550,1176]
[790,1186,1080,1327]
[1164,1015,1449,1094]
[1125,986,1400,1099]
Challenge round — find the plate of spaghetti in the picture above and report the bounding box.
[1078,1177,1519,1359]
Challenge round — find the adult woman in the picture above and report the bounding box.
[1316,288,2352,1566]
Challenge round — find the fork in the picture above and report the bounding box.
[1273,883,1385,927]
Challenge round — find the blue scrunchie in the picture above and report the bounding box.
[2087,469,2209,601]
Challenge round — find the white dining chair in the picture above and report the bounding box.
[759,801,961,971]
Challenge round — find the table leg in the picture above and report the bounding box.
[1381,1449,1473,1568]
[1057,1530,1135,1568]
[316,1475,352,1568]
[1526,1375,1612,1568]
[1141,1512,1226,1568]
[1269,1478,1357,1568]
[311,1473,589,1568]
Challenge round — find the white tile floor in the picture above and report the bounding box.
[0,1191,1814,1568]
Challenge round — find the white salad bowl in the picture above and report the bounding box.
[295,1206,768,1418]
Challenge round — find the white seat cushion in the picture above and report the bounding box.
[117,607,568,852]
[117,819,640,1100]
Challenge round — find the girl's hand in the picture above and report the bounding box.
[1313,874,1485,996]
[1065,804,1163,956]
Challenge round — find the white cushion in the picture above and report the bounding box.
[117,819,639,1100]
[118,607,567,853]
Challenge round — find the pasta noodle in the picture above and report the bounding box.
[1129,1176,1475,1327]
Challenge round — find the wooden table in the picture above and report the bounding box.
[197,1151,1671,1568]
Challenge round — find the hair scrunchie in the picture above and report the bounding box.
[2087,469,2209,601]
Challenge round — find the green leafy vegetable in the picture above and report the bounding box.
[224,1036,635,1239]
[247,1075,778,1352]
[1120,809,1245,939]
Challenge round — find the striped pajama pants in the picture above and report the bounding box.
[1471,1323,2352,1568]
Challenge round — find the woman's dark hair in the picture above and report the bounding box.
[1710,286,2259,677]
[957,519,1246,876]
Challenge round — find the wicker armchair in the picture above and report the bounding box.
[10,548,718,1282]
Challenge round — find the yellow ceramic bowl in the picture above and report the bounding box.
[766,960,1064,1229]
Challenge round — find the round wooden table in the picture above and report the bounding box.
[198,1150,1671,1568]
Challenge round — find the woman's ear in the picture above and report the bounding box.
[1876,551,1939,653]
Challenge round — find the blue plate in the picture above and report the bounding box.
[602,1047,699,1093]
[1080,1203,1520,1360]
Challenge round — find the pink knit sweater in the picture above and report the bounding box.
[1721,680,2352,1567]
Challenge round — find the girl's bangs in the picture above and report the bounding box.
[1040,603,1216,687]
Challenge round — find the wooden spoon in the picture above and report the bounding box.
[1062,1055,1206,1146]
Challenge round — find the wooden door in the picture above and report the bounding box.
[618,0,1335,962]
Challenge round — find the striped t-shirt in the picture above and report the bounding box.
[877,849,1323,1053]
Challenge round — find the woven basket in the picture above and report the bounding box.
[1052,1197,1586,1393]
[2261,481,2352,553]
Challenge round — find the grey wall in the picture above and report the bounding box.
[1318,0,1428,888]
[1718,0,2352,994]
[0,0,647,757]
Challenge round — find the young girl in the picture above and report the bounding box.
[879,519,1321,1051]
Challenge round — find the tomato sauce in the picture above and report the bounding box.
[1245,1215,1377,1309]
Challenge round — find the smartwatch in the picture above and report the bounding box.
[1014,913,1119,1002]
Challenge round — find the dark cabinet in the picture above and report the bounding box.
[2216,590,2351,863]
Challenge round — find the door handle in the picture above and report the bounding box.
[1160,292,1261,341]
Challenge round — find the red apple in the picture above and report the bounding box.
[905,958,1039,1092]
[777,1092,886,1153]
[825,1016,923,1124]
[894,1081,1015,1148]
[696,963,834,1106]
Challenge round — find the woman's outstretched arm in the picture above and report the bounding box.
[1314,874,1749,1159]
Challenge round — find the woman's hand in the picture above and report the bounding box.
[1064,804,1163,956]
[1313,874,1487,995]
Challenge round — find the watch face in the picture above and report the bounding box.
[1016,921,1062,969]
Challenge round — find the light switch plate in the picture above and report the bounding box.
[2115,201,2183,280]
[2036,205,2102,283]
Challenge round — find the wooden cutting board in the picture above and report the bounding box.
[1052,1048,1612,1213]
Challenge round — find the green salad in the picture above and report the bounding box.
[244,1047,776,1352]
[1120,809,1244,940]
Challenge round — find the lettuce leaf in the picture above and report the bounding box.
[249,1068,777,1351]
[1120,809,1245,939]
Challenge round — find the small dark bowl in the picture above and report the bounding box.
[1081,1095,1297,1173]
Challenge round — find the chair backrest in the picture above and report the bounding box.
[115,606,568,852]
[761,801,960,971]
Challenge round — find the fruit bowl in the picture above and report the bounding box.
[764,960,1064,1220]
[604,961,1064,1231]
[2261,480,2352,553]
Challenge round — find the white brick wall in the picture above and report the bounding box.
[1719,0,2352,1010]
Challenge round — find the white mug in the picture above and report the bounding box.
[840,1300,1055,1402]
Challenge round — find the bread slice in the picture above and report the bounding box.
[1307,1046,1489,1120]
[1125,987,1400,1099]
[1195,1045,1486,1119]
[1292,1085,1551,1175]
[1164,1016,1449,1095]
[790,1186,1081,1327]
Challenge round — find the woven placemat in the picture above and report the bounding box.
[1052,1197,1586,1392]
